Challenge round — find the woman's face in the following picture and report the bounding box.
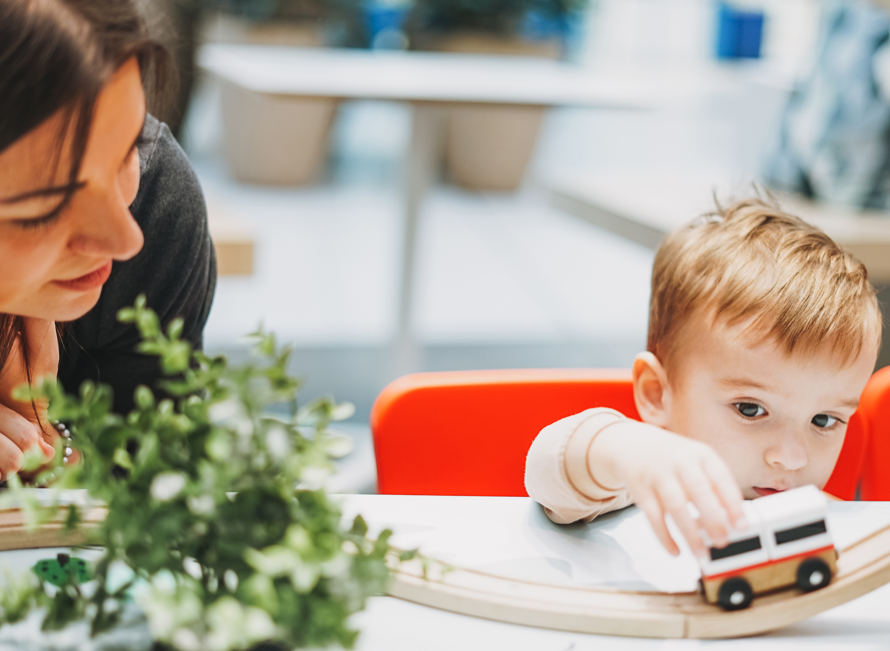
[0,58,146,322]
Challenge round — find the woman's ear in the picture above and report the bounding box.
[632,352,672,428]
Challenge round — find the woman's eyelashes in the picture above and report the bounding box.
[12,208,63,231]
[734,402,767,419]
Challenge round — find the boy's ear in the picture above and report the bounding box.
[632,352,672,428]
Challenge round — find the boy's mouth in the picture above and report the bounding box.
[753,487,786,497]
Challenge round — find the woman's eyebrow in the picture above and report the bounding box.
[0,181,87,204]
[2,112,145,207]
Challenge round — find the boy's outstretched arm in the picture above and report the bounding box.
[591,420,747,557]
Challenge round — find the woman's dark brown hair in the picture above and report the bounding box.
[0,0,173,381]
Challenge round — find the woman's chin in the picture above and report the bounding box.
[12,286,106,322]
[55,287,104,321]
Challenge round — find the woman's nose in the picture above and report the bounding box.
[765,433,808,471]
[67,192,144,260]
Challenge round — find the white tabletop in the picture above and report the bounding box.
[341,495,890,649]
[3,495,889,649]
[198,44,664,109]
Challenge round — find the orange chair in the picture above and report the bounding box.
[370,367,890,499]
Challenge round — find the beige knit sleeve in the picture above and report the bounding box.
[524,408,634,524]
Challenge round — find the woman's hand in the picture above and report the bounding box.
[589,421,747,558]
[0,317,59,479]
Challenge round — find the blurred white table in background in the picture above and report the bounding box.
[198,45,668,377]
[198,45,666,107]
[546,172,890,285]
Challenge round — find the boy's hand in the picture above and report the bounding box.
[590,421,746,558]
[0,318,59,479]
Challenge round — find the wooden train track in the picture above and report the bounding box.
[388,522,890,639]
[0,507,106,553]
[3,507,890,639]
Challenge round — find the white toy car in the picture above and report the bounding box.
[698,485,837,610]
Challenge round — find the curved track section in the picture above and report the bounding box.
[0,508,106,552]
[388,523,890,639]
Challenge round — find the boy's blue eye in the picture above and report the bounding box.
[811,414,838,428]
[735,402,765,418]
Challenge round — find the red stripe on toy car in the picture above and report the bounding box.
[703,544,835,582]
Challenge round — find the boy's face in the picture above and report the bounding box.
[662,316,877,500]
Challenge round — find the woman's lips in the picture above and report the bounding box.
[753,487,786,497]
[52,261,113,292]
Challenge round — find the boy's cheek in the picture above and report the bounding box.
[688,429,758,494]
[811,435,847,489]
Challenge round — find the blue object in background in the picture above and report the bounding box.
[715,2,764,59]
[364,2,411,50]
[521,10,570,42]
[519,9,586,61]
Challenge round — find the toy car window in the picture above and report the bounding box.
[709,536,762,560]
[774,519,827,545]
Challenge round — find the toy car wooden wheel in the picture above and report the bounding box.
[797,557,832,592]
[718,577,753,610]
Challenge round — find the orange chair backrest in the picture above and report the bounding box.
[371,369,637,496]
[854,366,890,501]
[371,367,890,498]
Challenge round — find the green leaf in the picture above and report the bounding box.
[331,402,356,422]
[112,448,134,471]
[349,516,368,537]
[63,504,81,532]
[134,385,155,410]
[20,446,48,473]
[161,341,192,374]
[41,587,84,631]
[116,307,136,323]
[167,318,184,341]
[136,310,160,338]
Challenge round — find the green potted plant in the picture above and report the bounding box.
[406,0,590,192]
[0,297,412,650]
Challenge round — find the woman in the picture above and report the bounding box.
[0,0,217,479]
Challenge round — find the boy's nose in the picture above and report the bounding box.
[765,435,808,471]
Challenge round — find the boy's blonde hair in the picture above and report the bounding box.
[649,198,882,375]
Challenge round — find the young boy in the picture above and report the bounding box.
[525,198,882,559]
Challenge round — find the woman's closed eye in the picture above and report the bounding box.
[734,402,766,419]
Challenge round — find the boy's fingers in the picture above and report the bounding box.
[680,471,730,547]
[657,479,707,557]
[703,456,746,529]
[635,491,679,556]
